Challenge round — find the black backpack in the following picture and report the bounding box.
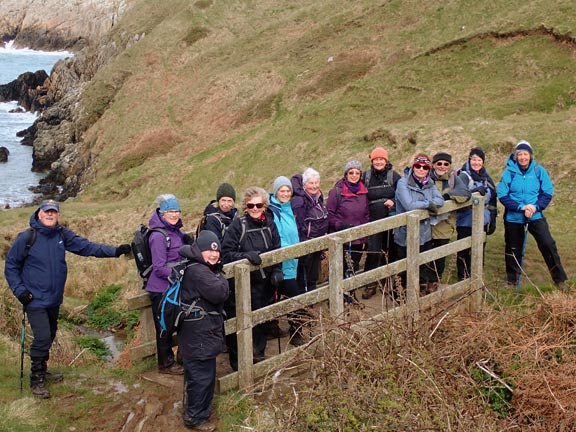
[158,260,220,337]
[131,224,170,289]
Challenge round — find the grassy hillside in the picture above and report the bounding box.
[0,0,575,429]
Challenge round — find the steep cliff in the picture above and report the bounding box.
[0,0,131,51]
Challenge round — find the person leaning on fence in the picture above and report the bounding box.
[4,199,132,398]
[290,168,329,292]
[496,140,569,292]
[177,230,229,432]
[455,147,497,281]
[327,160,370,283]
[269,176,307,346]
[147,194,193,375]
[199,182,238,243]
[393,154,445,296]
[429,152,471,288]
[361,146,402,299]
[222,186,282,370]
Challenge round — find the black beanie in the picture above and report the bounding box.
[216,183,236,201]
[432,152,452,164]
[469,147,485,162]
[196,230,221,252]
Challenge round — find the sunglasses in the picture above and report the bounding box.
[413,164,430,170]
[435,162,451,167]
[246,202,264,209]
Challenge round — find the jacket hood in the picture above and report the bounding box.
[291,174,305,197]
[203,200,219,216]
[179,243,207,264]
[505,152,536,174]
[149,209,183,231]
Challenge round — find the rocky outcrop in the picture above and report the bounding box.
[0,146,9,162]
[0,0,131,51]
[0,70,49,111]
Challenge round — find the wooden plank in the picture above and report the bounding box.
[235,263,254,391]
[405,214,420,320]
[328,237,344,323]
[127,292,151,310]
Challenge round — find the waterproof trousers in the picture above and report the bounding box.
[296,251,323,292]
[183,358,216,427]
[504,218,567,285]
[149,292,176,369]
[26,306,59,387]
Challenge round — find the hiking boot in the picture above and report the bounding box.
[361,285,377,299]
[31,382,51,399]
[289,332,306,347]
[159,363,184,375]
[183,416,216,431]
[266,322,288,339]
[45,370,64,383]
[556,281,570,293]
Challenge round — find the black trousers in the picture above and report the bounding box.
[364,230,396,272]
[296,251,323,292]
[429,238,450,283]
[343,243,365,278]
[149,292,176,369]
[183,358,216,426]
[224,278,271,370]
[456,226,488,282]
[504,218,567,284]
[395,240,434,287]
[27,306,59,360]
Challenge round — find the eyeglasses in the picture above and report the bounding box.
[246,203,264,209]
[413,164,430,170]
[435,162,451,167]
[347,170,361,175]
[164,210,181,215]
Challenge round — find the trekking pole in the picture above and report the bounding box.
[20,306,26,393]
[516,221,529,295]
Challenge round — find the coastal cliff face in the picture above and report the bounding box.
[0,0,137,199]
[0,0,130,51]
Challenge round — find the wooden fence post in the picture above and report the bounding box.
[470,195,485,311]
[234,263,254,391]
[405,214,421,321]
[328,236,344,323]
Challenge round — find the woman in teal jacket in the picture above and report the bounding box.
[497,140,568,291]
[269,176,306,345]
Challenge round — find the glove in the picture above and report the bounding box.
[427,203,438,215]
[442,193,451,201]
[270,268,284,287]
[115,244,131,257]
[182,233,194,245]
[243,251,262,266]
[472,185,487,196]
[18,290,33,306]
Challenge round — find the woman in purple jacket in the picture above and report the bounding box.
[147,194,192,375]
[290,168,329,291]
[327,160,370,279]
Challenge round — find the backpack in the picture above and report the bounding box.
[23,227,66,259]
[131,224,170,289]
[158,260,220,337]
[236,215,273,251]
[195,212,226,239]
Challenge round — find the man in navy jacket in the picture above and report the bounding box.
[4,199,131,398]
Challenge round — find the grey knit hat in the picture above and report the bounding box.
[272,176,292,195]
[343,160,362,176]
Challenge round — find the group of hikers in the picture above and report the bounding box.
[4,139,570,432]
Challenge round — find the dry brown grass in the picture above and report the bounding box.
[245,288,576,431]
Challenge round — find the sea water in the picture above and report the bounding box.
[0,41,70,208]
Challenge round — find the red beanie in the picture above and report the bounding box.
[412,154,432,168]
[369,147,389,161]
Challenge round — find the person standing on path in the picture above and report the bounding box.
[497,140,569,291]
[4,199,132,398]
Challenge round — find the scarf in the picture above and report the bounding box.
[344,179,361,194]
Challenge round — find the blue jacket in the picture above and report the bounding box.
[4,210,117,308]
[147,209,186,293]
[393,170,445,247]
[497,154,553,224]
[269,194,299,280]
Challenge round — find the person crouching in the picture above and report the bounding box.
[178,231,229,432]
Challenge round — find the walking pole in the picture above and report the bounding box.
[516,221,529,295]
[274,287,281,354]
[20,306,26,393]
